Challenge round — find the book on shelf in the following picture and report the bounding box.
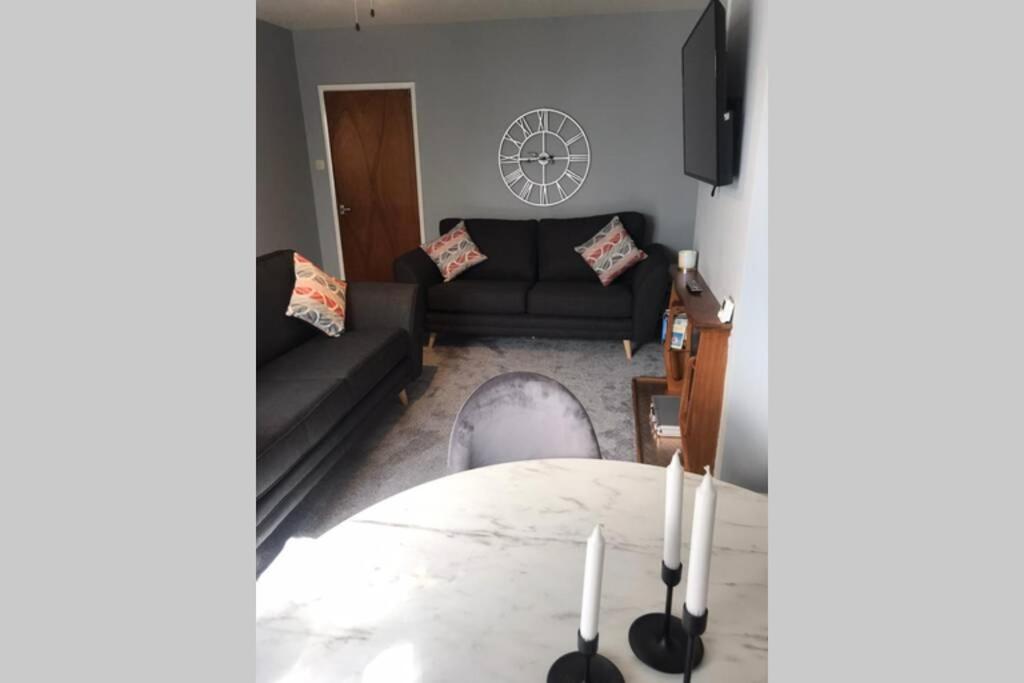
[670,314,688,350]
[649,394,681,438]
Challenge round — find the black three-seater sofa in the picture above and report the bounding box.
[256,249,422,546]
[394,212,670,354]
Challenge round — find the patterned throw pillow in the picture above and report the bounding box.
[573,215,648,286]
[421,221,488,282]
[285,252,348,337]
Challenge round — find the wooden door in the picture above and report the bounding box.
[324,89,421,282]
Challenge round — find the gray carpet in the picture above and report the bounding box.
[257,335,662,574]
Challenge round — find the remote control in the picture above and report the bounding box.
[686,280,703,294]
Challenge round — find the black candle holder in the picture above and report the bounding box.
[628,562,704,673]
[547,631,624,683]
[680,604,709,683]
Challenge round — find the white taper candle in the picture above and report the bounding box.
[579,524,606,641]
[684,466,718,616]
[662,451,684,569]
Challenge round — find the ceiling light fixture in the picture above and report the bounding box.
[354,0,376,31]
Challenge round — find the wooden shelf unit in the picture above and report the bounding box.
[662,268,731,474]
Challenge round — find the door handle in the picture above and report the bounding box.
[338,204,352,215]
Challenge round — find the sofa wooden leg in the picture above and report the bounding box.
[623,339,634,361]
[427,332,437,349]
[398,389,409,407]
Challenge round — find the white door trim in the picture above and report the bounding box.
[317,82,427,280]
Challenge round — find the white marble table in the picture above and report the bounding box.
[256,459,767,682]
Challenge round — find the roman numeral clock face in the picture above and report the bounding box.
[498,108,590,207]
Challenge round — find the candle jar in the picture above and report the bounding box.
[678,250,698,272]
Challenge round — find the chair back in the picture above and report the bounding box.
[448,372,601,472]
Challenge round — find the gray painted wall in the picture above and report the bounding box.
[292,11,702,277]
[257,20,321,262]
[693,0,768,493]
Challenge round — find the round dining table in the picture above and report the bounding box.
[256,459,767,682]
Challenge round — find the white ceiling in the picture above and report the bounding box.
[257,0,703,31]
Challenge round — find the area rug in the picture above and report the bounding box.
[258,335,663,574]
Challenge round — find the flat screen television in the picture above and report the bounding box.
[682,0,733,188]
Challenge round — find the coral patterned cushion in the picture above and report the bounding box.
[285,252,348,337]
[573,215,648,286]
[421,222,489,282]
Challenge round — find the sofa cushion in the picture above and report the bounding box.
[259,329,409,404]
[538,212,647,282]
[256,376,354,497]
[257,249,317,367]
[428,280,531,315]
[440,218,538,281]
[256,328,410,497]
[527,282,633,319]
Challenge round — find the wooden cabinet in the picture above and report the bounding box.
[662,268,731,474]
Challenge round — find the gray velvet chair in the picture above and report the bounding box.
[448,372,601,472]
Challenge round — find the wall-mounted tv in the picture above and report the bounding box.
[682,0,733,188]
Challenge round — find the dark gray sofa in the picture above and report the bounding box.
[257,249,422,545]
[393,212,670,352]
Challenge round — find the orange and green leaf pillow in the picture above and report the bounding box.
[421,221,488,281]
[574,215,648,286]
[285,252,348,337]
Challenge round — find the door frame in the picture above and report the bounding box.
[317,82,426,280]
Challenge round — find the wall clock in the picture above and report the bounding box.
[497,108,590,207]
